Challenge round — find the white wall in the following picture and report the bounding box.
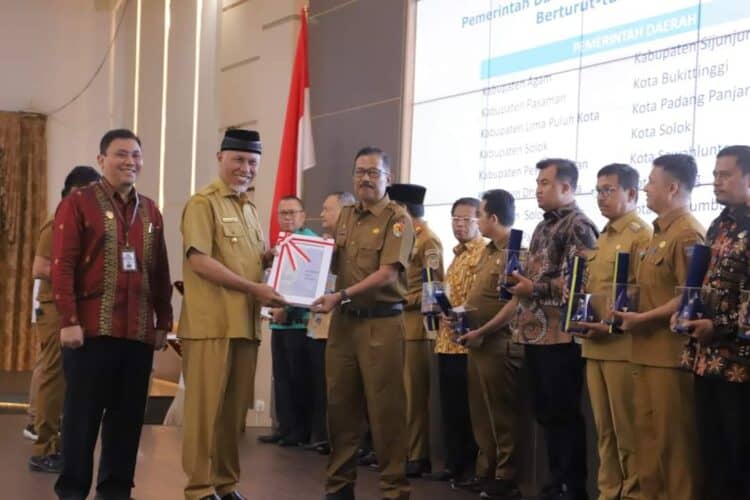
[1,0,301,427]
[0,0,135,207]
[218,0,305,428]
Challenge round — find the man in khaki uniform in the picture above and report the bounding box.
[179,129,285,500]
[313,146,415,500]
[387,183,444,477]
[454,189,523,500]
[575,164,651,500]
[303,191,356,455]
[614,154,705,500]
[28,166,101,474]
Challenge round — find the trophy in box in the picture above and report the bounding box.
[738,290,750,342]
[605,252,640,334]
[434,288,474,342]
[421,267,441,332]
[500,229,524,300]
[562,255,593,334]
[674,244,712,335]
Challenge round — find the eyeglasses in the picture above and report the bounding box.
[278,210,304,217]
[451,216,478,225]
[353,168,386,179]
[594,186,618,199]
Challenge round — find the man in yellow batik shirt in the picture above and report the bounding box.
[429,197,484,484]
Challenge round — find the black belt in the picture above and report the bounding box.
[341,303,403,319]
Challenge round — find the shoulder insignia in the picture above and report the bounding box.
[629,221,642,232]
[197,183,217,196]
[393,222,404,238]
[425,248,440,270]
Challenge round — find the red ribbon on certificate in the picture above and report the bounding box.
[272,232,335,289]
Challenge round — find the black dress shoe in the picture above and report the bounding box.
[452,476,488,492]
[257,432,285,444]
[480,478,523,500]
[356,450,377,467]
[221,492,247,500]
[29,453,63,473]
[423,469,456,482]
[315,443,331,455]
[405,459,432,477]
[324,483,355,500]
[278,436,304,447]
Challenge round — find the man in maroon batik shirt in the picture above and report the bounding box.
[52,129,172,500]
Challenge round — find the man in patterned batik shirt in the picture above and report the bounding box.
[679,146,750,500]
[508,159,598,500]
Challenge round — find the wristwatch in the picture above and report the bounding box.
[339,289,352,305]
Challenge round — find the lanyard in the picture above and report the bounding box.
[102,182,140,247]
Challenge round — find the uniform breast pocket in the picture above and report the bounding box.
[220,222,244,252]
[355,237,384,273]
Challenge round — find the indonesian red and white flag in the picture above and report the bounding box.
[269,8,315,245]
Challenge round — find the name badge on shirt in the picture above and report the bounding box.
[122,248,137,272]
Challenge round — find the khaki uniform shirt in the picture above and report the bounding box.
[466,234,509,334]
[36,214,54,304]
[582,210,652,361]
[178,178,265,340]
[404,221,444,340]
[631,208,705,367]
[435,236,486,354]
[332,195,414,307]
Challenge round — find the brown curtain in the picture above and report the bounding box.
[0,111,47,371]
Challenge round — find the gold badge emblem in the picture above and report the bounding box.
[659,241,666,248]
[615,244,621,250]
[372,227,380,235]
[392,223,403,238]
[106,210,114,220]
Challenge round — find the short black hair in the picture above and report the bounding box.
[451,197,480,217]
[536,158,579,190]
[62,165,100,198]
[279,195,304,209]
[653,154,697,192]
[354,146,390,172]
[99,129,141,155]
[481,189,515,226]
[597,163,639,192]
[717,145,750,176]
[327,191,356,206]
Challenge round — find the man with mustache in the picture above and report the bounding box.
[679,146,750,500]
[52,129,173,500]
[312,146,415,500]
[179,129,285,500]
[303,191,356,456]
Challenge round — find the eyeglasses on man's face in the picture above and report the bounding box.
[353,168,387,179]
[278,209,304,217]
[451,216,478,225]
[594,186,618,199]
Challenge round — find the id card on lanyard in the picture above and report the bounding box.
[105,183,141,273]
